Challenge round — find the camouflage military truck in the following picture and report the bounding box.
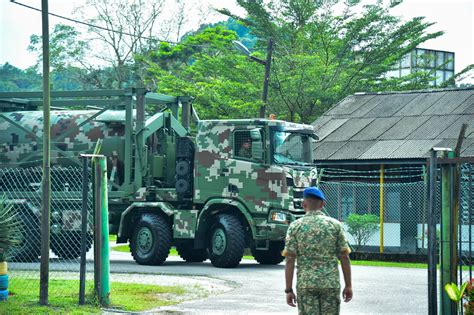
[0,88,318,267]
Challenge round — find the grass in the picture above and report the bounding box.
[111,243,432,268]
[1,278,185,314]
[350,260,428,269]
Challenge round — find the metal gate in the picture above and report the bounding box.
[427,146,474,315]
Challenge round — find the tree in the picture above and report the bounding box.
[218,0,444,123]
[0,63,41,92]
[28,24,88,72]
[345,214,379,252]
[140,26,262,119]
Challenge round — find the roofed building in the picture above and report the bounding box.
[312,87,473,254]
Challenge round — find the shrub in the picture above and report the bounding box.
[0,194,20,262]
[345,214,379,252]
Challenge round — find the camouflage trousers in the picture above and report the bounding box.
[297,288,341,315]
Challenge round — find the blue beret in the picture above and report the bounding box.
[303,187,326,201]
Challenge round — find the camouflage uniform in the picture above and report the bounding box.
[284,210,350,315]
[238,145,251,158]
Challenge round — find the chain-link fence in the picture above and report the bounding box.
[319,166,436,254]
[458,163,474,288]
[1,166,94,301]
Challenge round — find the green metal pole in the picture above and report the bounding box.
[379,164,385,254]
[39,0,51,306]
[93,156,110,306]
[440,150,455,315]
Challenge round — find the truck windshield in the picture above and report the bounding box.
[272,131,313,165]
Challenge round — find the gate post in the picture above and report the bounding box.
[93,155,110,307]
[427,149,438,315]
[440,150,457,315]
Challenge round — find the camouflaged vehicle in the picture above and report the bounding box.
[0,88,318,267]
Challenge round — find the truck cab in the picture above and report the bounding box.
[192,119,318,260]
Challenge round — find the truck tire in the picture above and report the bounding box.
[130,213,171,265]
[9,211,40,262]
[51,231,93,259]
[176,243,208,263]
[208,214,245,268]
[251,241,285,265]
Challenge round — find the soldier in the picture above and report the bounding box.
[283,187,352,315]
[238,138,252,158]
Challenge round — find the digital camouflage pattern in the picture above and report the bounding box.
[284,210,350,290]
[0,110,125,166]
[297,288,340,315]
[194,119,317,214]
[0,93,320,261]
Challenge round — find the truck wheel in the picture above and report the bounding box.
[176,243,208,263]
[208,214,245,268]
[51,232,93,259]
[9,211,40,262]
[251,241,285,265]
[130,214,171,265]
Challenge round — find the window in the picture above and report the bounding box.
[436,51,445,67]
[234,130,252,159]
[446,53,454,70]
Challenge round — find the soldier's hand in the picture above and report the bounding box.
[343,286,353,302]
[286,292,296,307]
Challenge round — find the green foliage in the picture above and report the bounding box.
[345,214,379,251]
[218,0,444,122]
[140,26,262,119]
[445,282,468,303]
[0,194,20,262]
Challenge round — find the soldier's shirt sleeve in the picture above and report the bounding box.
[336,223,351,256]
[283,223,297,257]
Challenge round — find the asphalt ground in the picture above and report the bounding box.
[108,250,428,315]
[8,248,428,314]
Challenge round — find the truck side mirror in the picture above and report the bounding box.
[250,128,263,161]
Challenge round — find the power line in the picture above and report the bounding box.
[10,0,207,48]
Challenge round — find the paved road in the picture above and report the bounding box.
[108,250,428,315]
[9,248,428,314]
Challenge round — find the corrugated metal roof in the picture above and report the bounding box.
[324,94,375,116]
[405,115,459,140]
[389,140,440,159]
[462,143,474,157]
[323,118,374,142]
[349,94,389,117]
[364,94,418,118]
[329,141,377,160]
[312,87,474,160]
[351,117,402,141]
[315,118,349,140]
[379,116,430,140]
[358,140,405,160]
[395,92,446,116]
[422,89,473,116]
[437,115,474,139]
[453,94,474,114]
[314,141,346,160]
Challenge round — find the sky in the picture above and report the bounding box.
[0,0,472,81]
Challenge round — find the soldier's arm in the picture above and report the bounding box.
[283,223,297,307]
[284,255,296,307]
[340,254,352,302]
[336,222,352,302]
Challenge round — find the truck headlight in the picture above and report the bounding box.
[270,211,288,223]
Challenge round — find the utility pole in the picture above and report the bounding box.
[233,38,274,118]
[39,0,51,306]
[260,38,273,118]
